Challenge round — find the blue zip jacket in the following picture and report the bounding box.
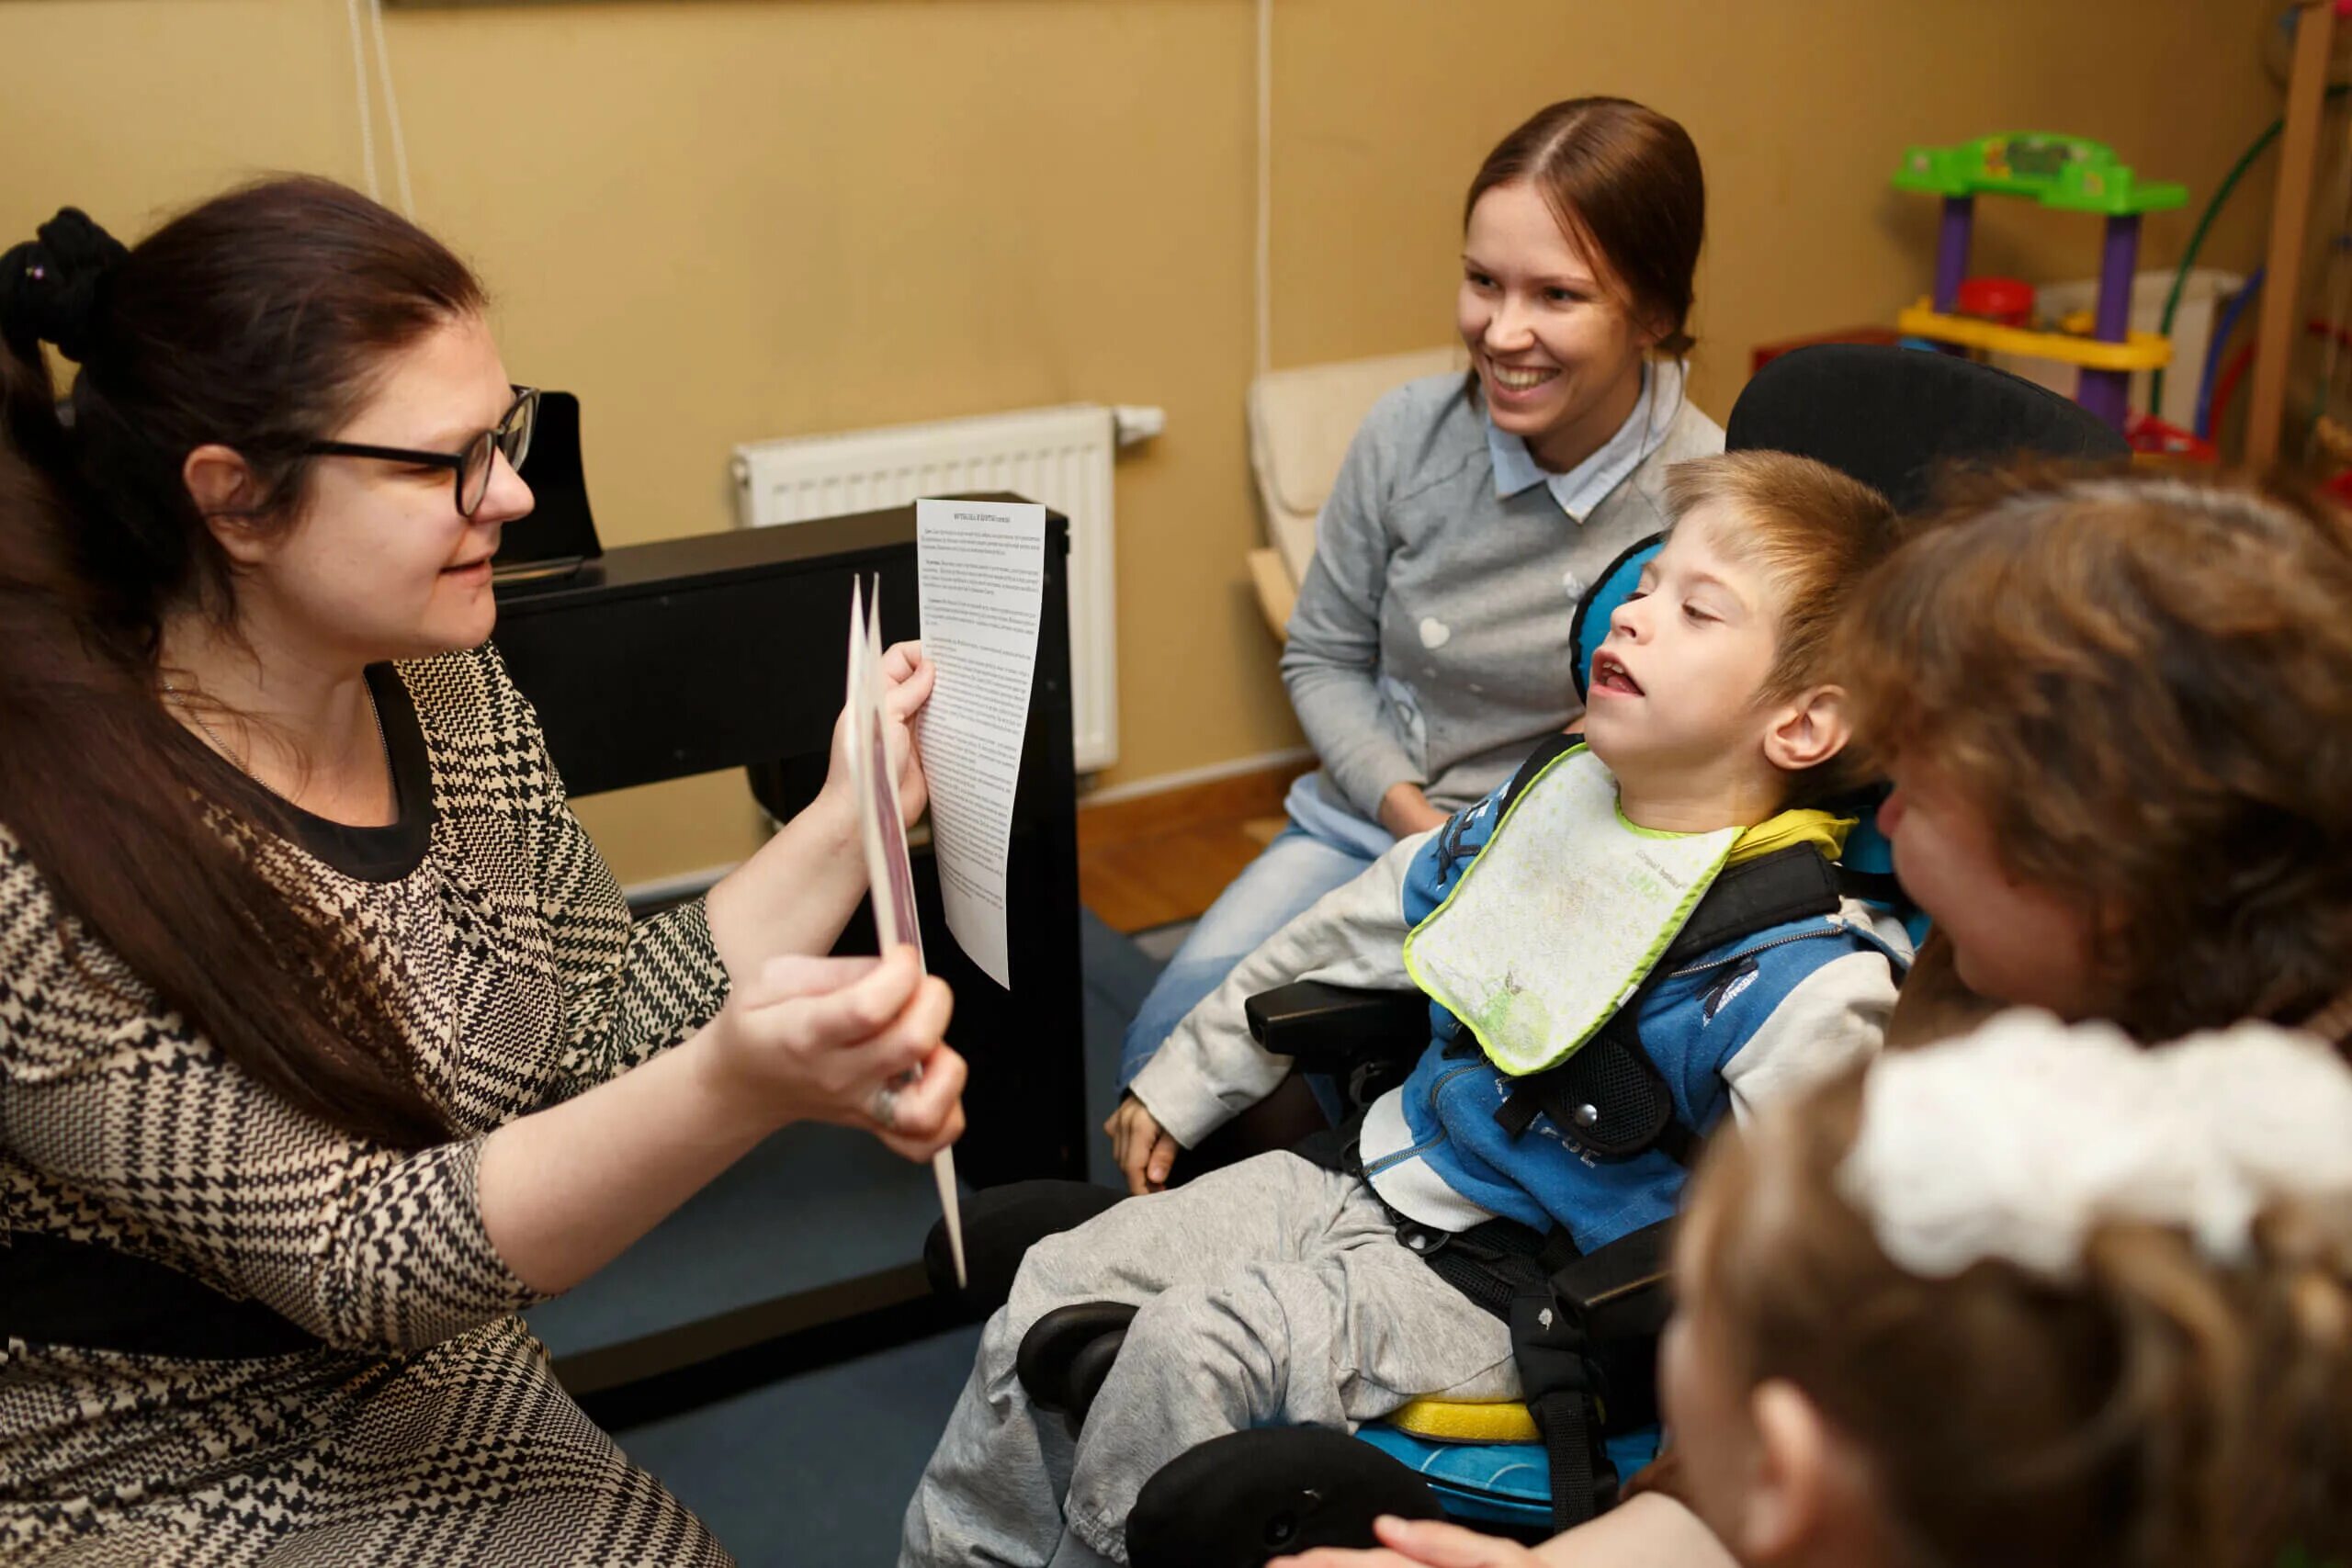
[1354,773,1907,1251]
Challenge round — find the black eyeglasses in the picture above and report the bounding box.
[303,386,538,518]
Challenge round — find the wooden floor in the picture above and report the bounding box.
[1077,759,1312,934]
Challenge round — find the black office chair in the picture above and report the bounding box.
[933,346,2132,1565]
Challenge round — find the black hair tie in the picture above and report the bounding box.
[0,207,129,365]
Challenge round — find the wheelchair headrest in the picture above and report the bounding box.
[1724,344,2130,513]
[1569,533,1659,708]
[1590,345,2130,698]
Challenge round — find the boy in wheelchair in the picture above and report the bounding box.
[901,452,1913,1568]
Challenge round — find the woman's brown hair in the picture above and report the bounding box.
[1466,97,1705,356]
[1836,468,2352,1043]
[0,177,486,1146]
[1684,1066,2352,1568]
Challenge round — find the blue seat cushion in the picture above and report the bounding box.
[1353,1423,1663,1529]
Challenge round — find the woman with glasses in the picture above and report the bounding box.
[0,179,961,1565]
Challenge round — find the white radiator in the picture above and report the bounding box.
[732,403,1151,773]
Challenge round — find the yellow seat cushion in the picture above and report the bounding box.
[1384,1395,1541,1444]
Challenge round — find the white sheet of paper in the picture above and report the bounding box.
[913,499,1047,992]
[847,576,964,1288]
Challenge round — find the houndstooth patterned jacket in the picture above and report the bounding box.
[0,645,737,1565]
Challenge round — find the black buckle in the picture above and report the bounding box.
[1510,1289,1599,1397]
[1395,1220,1452,1258]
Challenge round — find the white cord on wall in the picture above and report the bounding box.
[368,0,417,218]
[345,0,415,217]
[1254,0,1272,378]
[344,0,380,203]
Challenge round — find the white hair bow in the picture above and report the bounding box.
[1838,1010,2352,1280]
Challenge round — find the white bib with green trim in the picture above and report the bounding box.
[1401,745,1738,1077]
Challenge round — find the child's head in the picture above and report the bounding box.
[1581,451,1896,820]
[1459,98,1702,468]
[1838,468,2352,1039]
[1662,1012,2352,1568]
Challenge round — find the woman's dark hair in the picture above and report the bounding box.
[0,177,487,1146]
[1465,97,1706,356]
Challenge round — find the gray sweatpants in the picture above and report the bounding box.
[899,1152,1519,1566]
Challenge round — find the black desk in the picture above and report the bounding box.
[492,500,1087,1391]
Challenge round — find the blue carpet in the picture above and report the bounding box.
[526,1122,949,1359]
[601,908,1160,1563]
[615,1318,986,1565]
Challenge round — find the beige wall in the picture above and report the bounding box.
[1,0,2281,886]
[1270,0,2283,416]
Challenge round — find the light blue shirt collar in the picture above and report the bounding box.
[1486,358,1682,523]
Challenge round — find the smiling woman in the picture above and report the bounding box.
[1111,99,1724,1193]
[0,178,967,1565]
[1457,99,1703,472]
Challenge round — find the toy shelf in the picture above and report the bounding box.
[1894,134,2186,428]
[1892,135,2186,217]
[1894,304,2172,371]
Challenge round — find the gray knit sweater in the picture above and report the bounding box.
[1281,372,1724,818]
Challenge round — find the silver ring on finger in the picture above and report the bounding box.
[870,1083,900,1132]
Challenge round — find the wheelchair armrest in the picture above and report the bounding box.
[1555,1219,1673,1343]
[1130,1427,1443,1568]
[1017,1301,1138,1437]
[1244,981,1431,1073]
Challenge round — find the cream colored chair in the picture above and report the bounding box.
[1245,345,1469,639]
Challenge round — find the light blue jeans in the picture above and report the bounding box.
[1115,773,1396,1096]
